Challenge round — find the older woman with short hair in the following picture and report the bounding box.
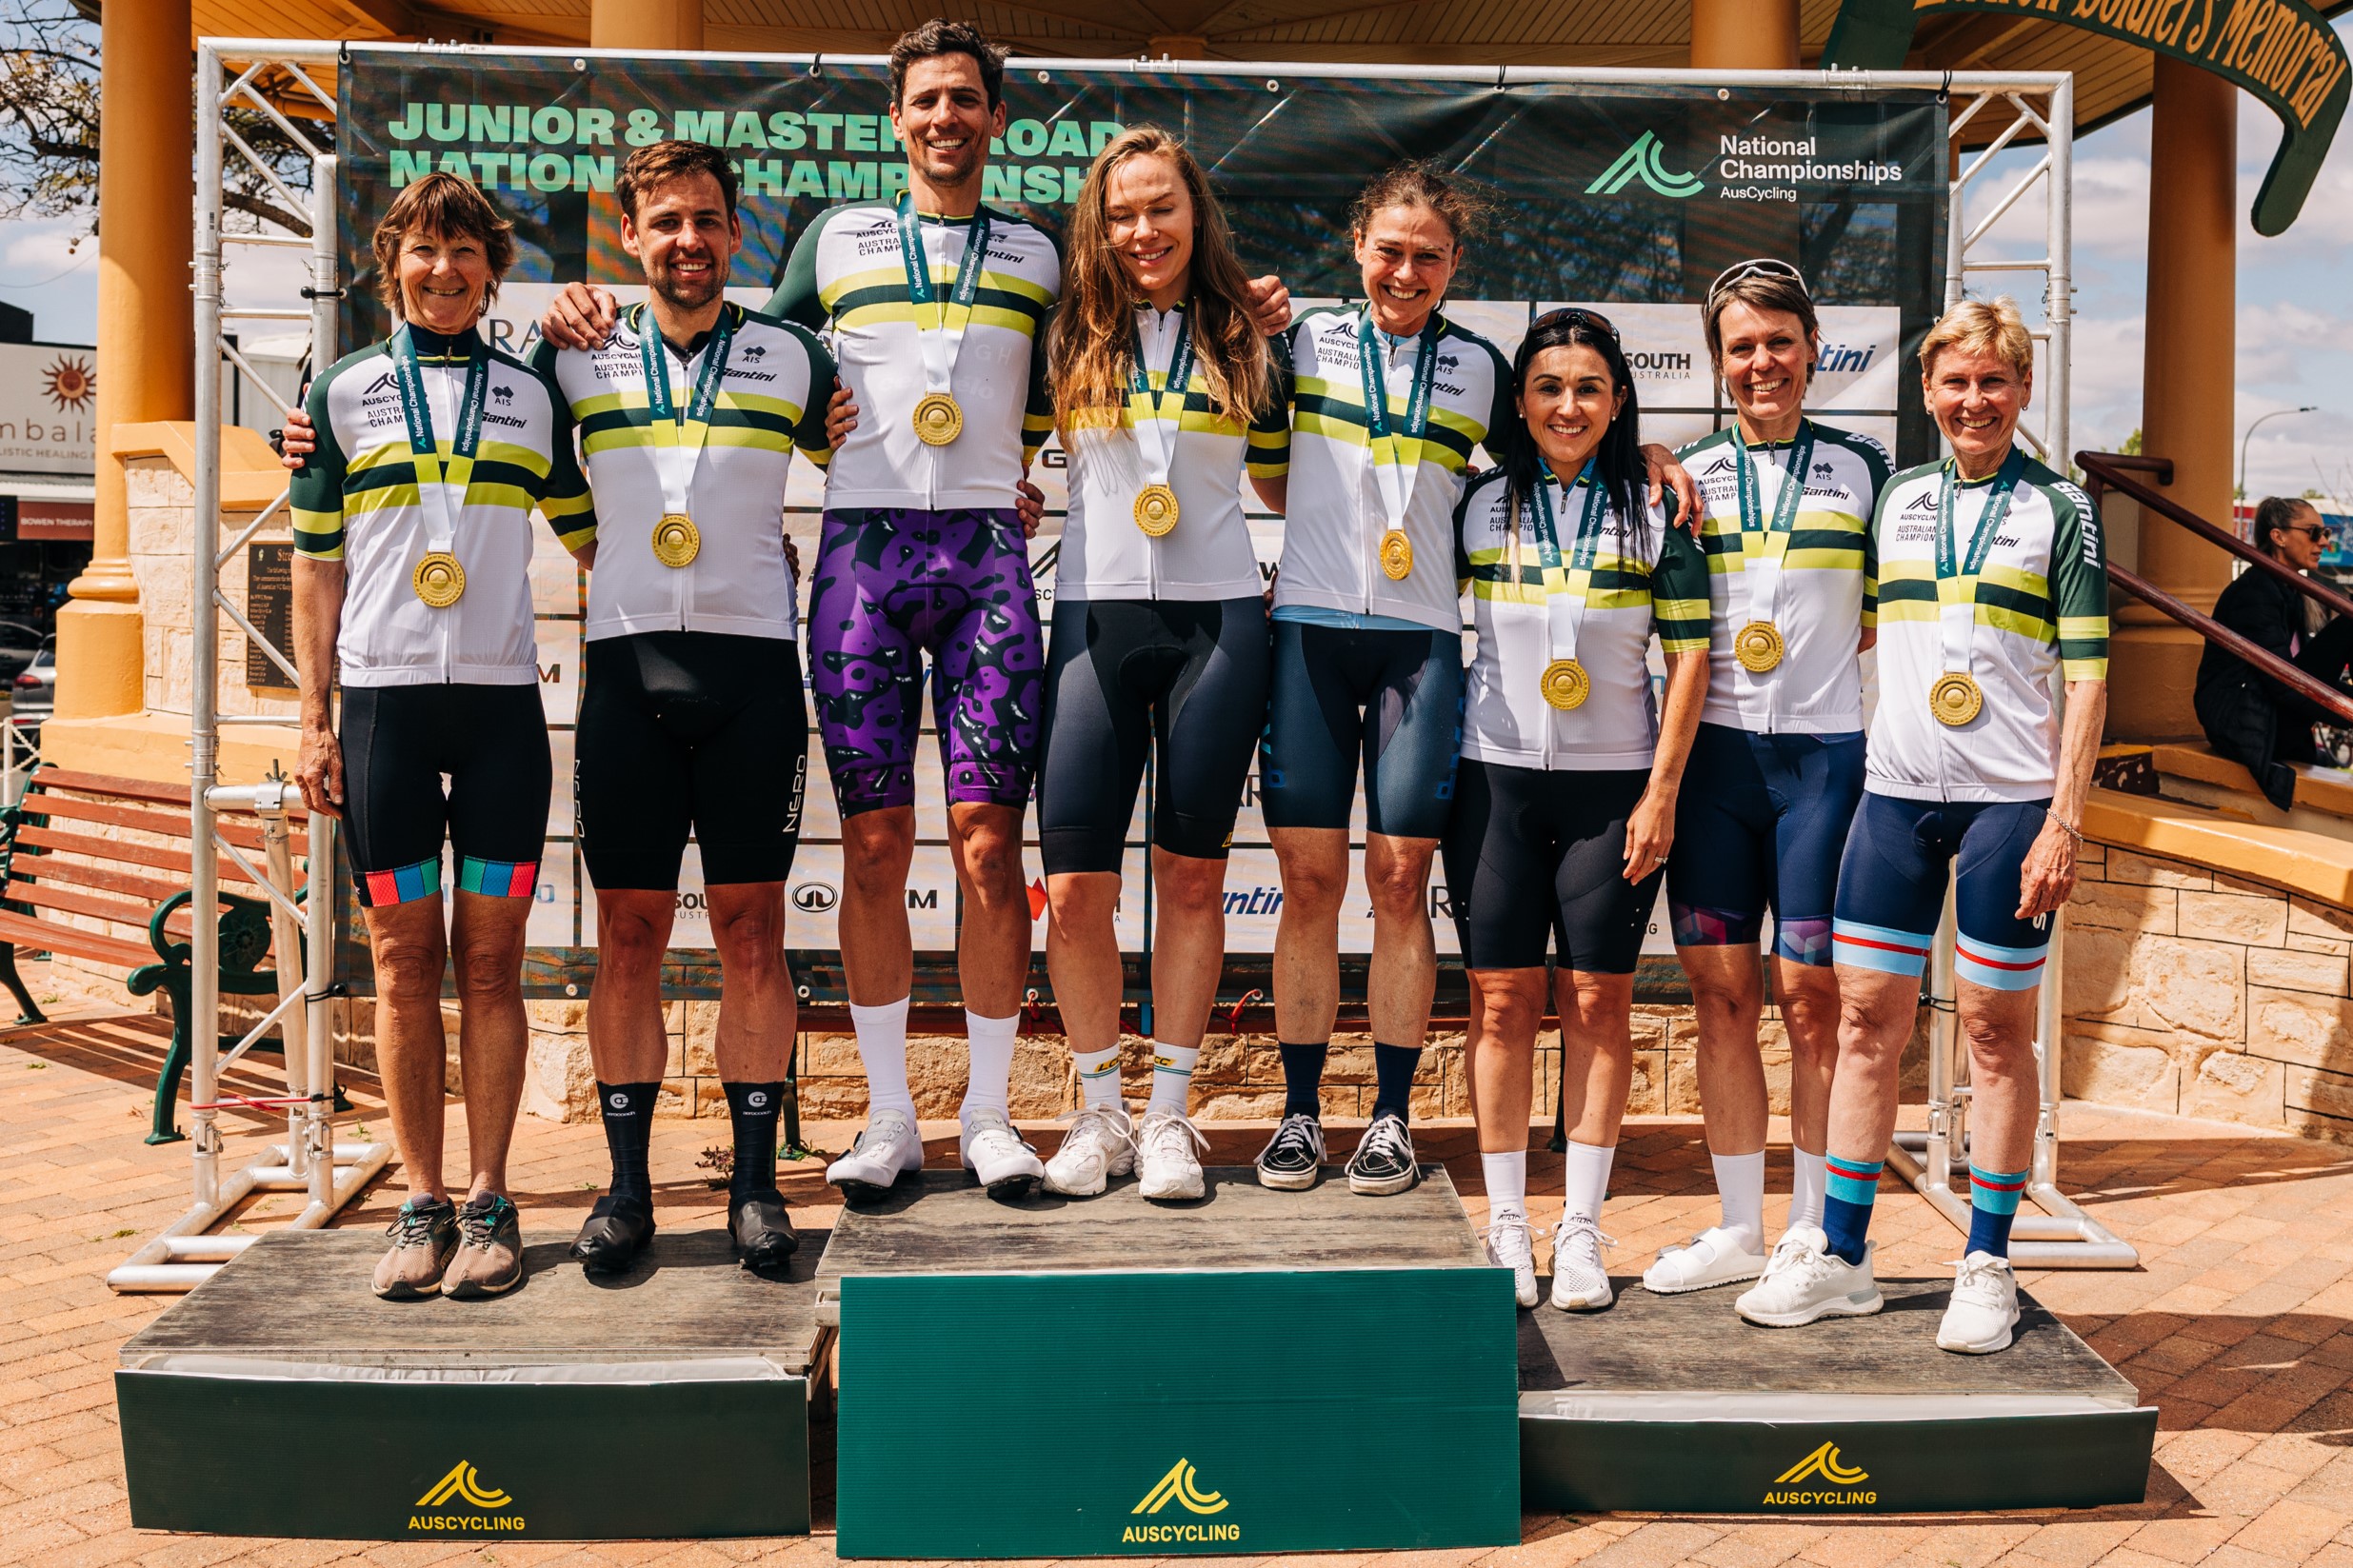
[2196,495,2353,806]
[1734,297,2108,1355]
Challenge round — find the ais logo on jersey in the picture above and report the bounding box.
[1122,1459,1239,1544]
[1587,131,1705,199]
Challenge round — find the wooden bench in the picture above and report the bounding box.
[0,766,316,1144]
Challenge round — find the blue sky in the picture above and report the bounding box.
[4,28,2346,502]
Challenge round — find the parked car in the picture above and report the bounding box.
[12,645,55,732]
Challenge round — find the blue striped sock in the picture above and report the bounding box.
[1821,1153,1884,1265]
[1966,1163,2029,1258]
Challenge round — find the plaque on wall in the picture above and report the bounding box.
[244,541,296,690]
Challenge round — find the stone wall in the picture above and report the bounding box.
[2064,837,2353,1141]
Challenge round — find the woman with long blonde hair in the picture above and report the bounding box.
[1034,125,1289,1204]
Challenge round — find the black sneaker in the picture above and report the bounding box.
[442,1193,525,1299]
[1254,1112,1326,1191]
[1346,1113,1420,1196]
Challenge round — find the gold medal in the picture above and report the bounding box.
[412,551,464,608]
[1734,620,1785,673]
[912,391,964,447]
[1379,528,1413,581]
[651,512,701,568]
[1540,659,1590,711]
[1929,672,1984,727]
[1134,484,1180,538]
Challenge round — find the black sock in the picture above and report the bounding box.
[723,1081,784,1201]
[1371,1042,1420,1123]
[597,1081,658,1205]
[1279,1042,1327,1119]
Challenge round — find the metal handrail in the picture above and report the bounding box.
[2077,449,2353,729]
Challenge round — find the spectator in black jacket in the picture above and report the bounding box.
[2195,496,2353,808]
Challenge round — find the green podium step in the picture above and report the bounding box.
[821,1167,1522,1558]
[1519,1274,2156,1513]
[116,1228,821,1540]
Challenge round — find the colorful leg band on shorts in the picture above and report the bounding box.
[1773,915,1835,968]
[360,857,441,908]
[1831,920,1935,979]
[1669,902,1765,947]
[1954,934,2048,991]
[457,857,539,899]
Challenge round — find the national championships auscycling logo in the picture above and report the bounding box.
[1586,131,1705,198]
[1762,1440,1877,1506]
[410,1460,527,1533]
[1122,1458,1239,1544]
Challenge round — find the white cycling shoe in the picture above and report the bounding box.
[1042,1102,1136,1197]
[826,1108,925,1202]
[1136,1108,1209,1201]
[1937,1251,2021,1354]
[1735,1225,1885,1327]
[1642,1224,1768,1295]
[1486,1215,1539,1308]
[1550,1213,1616,1311]
[960,1106,1046,1199]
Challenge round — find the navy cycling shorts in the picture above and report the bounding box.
[1829,791,2054,992]
[1666,723,1864,966]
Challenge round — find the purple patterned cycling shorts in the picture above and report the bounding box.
[808,507,1045,816]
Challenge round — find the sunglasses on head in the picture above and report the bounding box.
[1706,257,1810,308]
[1531,306,1618,339]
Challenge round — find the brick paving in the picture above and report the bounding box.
[10,980,2353,1567]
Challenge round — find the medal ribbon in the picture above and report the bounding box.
[896,193,993,403]
[389,324,490,562]
[1934,446,2027,676]
[637,302,739,525]
[1126,305,1196,494]
[1525,459,1612,665]
[1733,420,1816,636]
[1356,310,1443,541]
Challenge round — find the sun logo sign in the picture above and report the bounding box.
[41,354,94,413]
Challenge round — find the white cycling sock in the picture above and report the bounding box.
[849,997,915,1121]
[1789,1146,1828,1233]
[1072,1044,1124,1110]
[1482,1149,1528,1222]
[1147,1041,1198,1117]
[960,1010,1020,1120]
[1564,1140,1615,1224]
[1713,1148,1766,1251]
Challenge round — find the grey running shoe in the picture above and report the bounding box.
[372,1196,458,1300]
[441,1193,525,1299]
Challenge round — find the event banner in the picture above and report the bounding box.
[332,49,1946,990]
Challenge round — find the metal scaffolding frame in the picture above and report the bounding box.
[155,41,2124,1280]
[110,41,390,1293]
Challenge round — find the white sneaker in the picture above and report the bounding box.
[1642,1225,1768,1295]
[960,1106,1046,1198]
[826,1108,925,1201]
[1136,1109,1209,1201]
[1937,1251,2021,1354]
[1042,1102,1135,1197]
[1486,1215,1539,1308]
[1549,1213,1616,1311]
[1735,1224,1884,1327]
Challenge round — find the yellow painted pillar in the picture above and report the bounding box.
[58,0,190,721]
[590,0,705,50]
[1690,0,1799,69]
[2108,54,2237,741]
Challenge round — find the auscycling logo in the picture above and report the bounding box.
[409,1460,527,1533]
[1122,1458,1238,1544]
[1587,131,1705,198]
[1763,1440,1877,1506]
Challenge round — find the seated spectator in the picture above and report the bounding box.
[2195,496,2353,807]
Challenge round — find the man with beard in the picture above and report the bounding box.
[535,140,834,1273]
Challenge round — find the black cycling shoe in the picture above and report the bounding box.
[568,1193,657,1273]
[729,1190,800,1270]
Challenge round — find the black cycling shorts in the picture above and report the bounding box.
[340,683,551,908]
[1442,759,1663,974]
[1259,619,1463,841]
[575,631,808,891]
[1035,595,1270,875]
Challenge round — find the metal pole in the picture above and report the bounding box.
[304,151,340,1210]
[188,45,227,1212]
